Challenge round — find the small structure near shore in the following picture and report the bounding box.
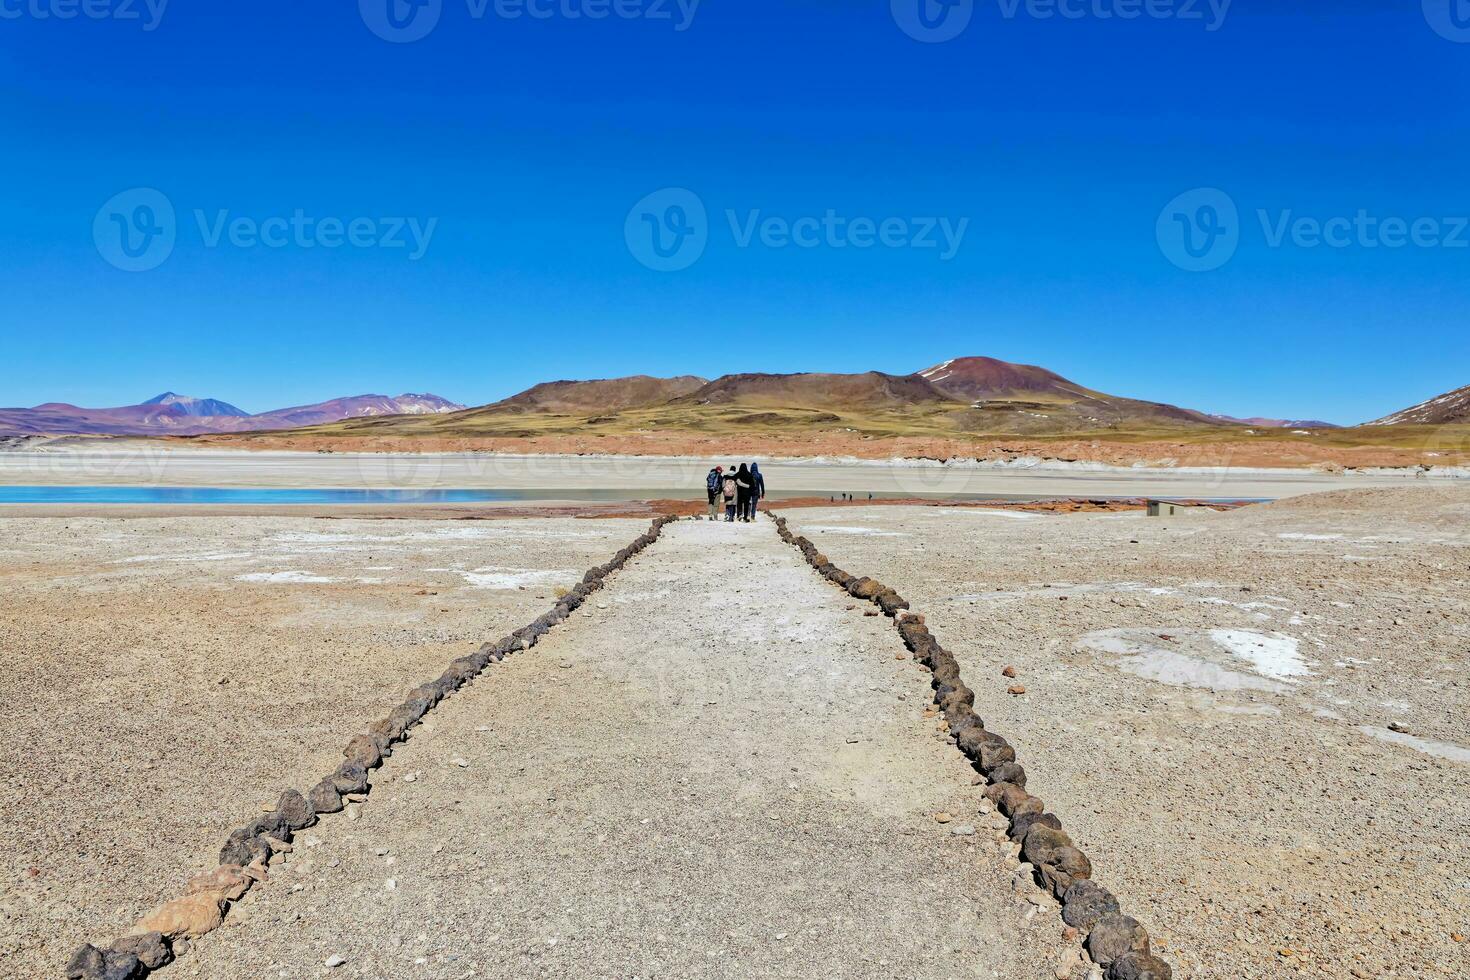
[1146,498,1218,517]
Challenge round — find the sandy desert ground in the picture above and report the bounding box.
[0,515,641,977]
[781,488,1470,979]
[3,487,1467,980]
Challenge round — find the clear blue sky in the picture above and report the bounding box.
[1,0,1466,424]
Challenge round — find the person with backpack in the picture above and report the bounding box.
[722,466,739,522]
[734,463,755,522]
[747,462,765,520]
[705,465,723,520]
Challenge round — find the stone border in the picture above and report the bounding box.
[768,511,1175,980]
[65,516,679,980]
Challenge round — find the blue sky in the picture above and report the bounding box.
[1,0,1466,424]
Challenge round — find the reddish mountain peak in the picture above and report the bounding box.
[916,356,1085,399]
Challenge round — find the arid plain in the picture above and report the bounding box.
[1,460,1466,979]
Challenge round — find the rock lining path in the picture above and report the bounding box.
[182,520,1073,978]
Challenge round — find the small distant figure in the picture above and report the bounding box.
[734,463,755,522]
[705,464,723,521]
[722,465,738,522]
[747,462,765,520]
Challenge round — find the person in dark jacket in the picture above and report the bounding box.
[746,462,765,520]
[705,465,723,521]
[734,463,754,522]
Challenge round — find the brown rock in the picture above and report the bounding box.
[64,945,105,979]
[1088,913,1150,966]
[1008,684,1027,696]
[1002,666,1018,678]
[277,789,316,830]
[1062,880,1121,931]
[110,932,172,969]
[997,784,1042,819]
[1038,849,1092,898]
[1022,825,1076,867]
[184,865,254,901]
[343,735,383,769]
[1009,810,1061,842]
[309,778,344,814]
[218,829,270,868]
[332,762,370,795]
[136,893,226,940]
[1107,952,1173,980]
[988,761,1026,788]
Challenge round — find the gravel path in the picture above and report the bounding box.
[181,519,1075,979]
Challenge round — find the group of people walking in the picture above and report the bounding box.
[705,463,765,522]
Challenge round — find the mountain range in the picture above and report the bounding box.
[6,359,1463,441]
[265,356,1455,444]
[0,392,464,436]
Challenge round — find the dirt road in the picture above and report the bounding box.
[179,519,1075,979]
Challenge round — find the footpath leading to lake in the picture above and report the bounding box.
[179,519,1074,979]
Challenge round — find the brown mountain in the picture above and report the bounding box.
[916,356,1222,432]
[1367,383,1470,426]
[267,359,1233,444]
[674,372,954,410]
[495,376,707,414]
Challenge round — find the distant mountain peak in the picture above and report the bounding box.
[0,390,463,436]
[142,392,249,417]
[1367,383,1470,426]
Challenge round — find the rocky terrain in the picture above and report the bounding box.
[5,488,1469,979]
[781,489,1470,979]
[0,515,635,976]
